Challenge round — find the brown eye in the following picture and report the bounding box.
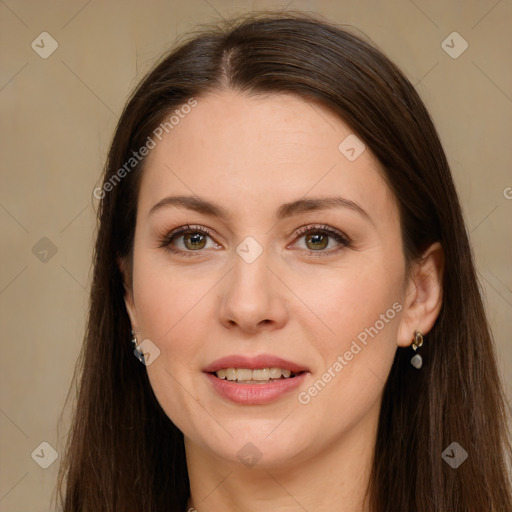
[183,232,207,250]
[160,225,222,256]
[291,224,351,256]
[305,232,329,250]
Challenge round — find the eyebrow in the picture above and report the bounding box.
[148,194,371,222]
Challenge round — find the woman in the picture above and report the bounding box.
[57,11,512,512]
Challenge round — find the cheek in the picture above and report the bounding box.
[132,253,211,342]
[292,259,403,411]
[132,264,214,431]
[294,259,403,422]
[296,255,404,354]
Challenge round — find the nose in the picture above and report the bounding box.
[218,248,289,334]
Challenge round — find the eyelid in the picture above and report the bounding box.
[292,223,351,242]
[162,223,214,240]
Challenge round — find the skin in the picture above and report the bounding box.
[122,90,444,512]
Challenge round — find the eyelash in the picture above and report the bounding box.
[158,223,351,258]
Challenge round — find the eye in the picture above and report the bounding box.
[159,223,351,258]
[291,224,351,255]
[159,224,221,255]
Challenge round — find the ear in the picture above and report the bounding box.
[397,242,444,348]
[117,256,140,332]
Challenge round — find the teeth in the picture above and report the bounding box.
[237,369,253,381]
[252,368,269,380]
[269,367,281,379]
[215,367,295,381]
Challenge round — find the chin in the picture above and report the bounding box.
[186,418,316,469]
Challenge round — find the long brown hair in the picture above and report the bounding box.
[56,11,512,511]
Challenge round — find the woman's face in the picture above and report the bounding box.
[124,90,410,468]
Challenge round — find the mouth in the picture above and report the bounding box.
[203,354,309,404]
[210,367,304,384]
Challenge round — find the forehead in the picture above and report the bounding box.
[137,90,397,224]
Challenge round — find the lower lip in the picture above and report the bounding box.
[205,372,308,405]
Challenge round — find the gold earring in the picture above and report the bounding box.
[410,330,424,369]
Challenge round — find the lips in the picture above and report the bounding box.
[203,354,309,405]
[203,354,308,374]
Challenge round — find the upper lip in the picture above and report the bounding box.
[203,354,308,373]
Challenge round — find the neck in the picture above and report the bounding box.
[184,405,378,512]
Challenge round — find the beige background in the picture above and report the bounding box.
[1,0,511,509]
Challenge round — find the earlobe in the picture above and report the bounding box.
[397,242,444,348]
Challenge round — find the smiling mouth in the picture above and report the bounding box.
[211,367,304,384]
